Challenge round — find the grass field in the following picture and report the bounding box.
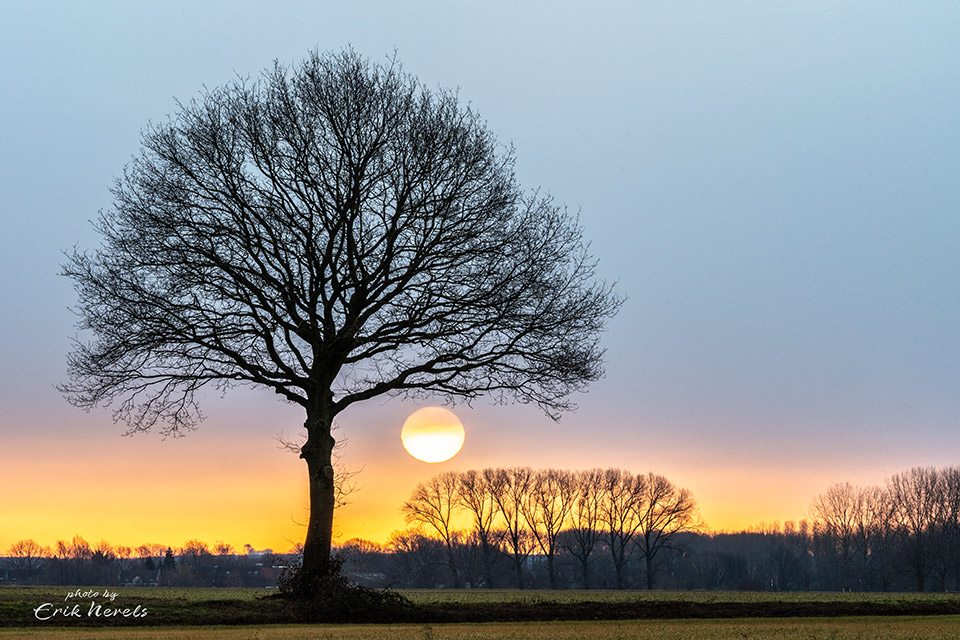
[2,586,960,638]
[1,616,960,639]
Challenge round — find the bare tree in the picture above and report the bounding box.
[489,467,536,588]
[386,529,445,588]
[938,466,960,590]
[69,536,93,584]
[565,468,605,588]
[600,468,643,589]
[401,471,461,587]
[811,482,861,590]
[52,540,72,585]
[7,540,46,585]
[522,468,576,588]
[457,469,501,587]
[114,545,132,586]
[812,482,896,591]
[633,472,700,589]
[888,467,940,591]
[213,541,235,587]
[928,466,960,591]
[857,485,897,590]
[60,47,620,587]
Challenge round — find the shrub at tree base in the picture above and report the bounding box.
[276,555,411,622]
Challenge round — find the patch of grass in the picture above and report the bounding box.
[2,616,960,640]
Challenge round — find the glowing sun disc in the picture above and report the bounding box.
[401,407,465,463]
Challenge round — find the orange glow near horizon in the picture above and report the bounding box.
[1,410,902,555]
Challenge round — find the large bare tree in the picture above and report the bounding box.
[60,48,620,586]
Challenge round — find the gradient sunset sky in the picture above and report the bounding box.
[2,1,959,554]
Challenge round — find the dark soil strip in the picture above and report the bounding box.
[5,598,960,627]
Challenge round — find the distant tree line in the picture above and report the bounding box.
[6,465,959,591]
[1,537,291,588]
[367,465,959,591]
[398,468,700,590]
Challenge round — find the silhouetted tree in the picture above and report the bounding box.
[68,536,93,584]
[162,547,176,575]
[489,467,536,588]
[401,471,461,586]
[811,483,861,590]
[90,540,116,585]
[522,468,575,588]
[386,529,445,588]
[565,468,605,588]
[600,469,642,589]
[458,469,501,587]
[633,472,700,589]
[889,467,940,591]
[60,47,620,587]
[924,466,960,590]
[7,540,46,585]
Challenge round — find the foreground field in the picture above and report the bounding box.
[2,586,959,628]
[400,588,960,605]
[1,616,960,640]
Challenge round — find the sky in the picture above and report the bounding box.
[2,1,959,554]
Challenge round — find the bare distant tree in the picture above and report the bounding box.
[52,540,70,584]
[457,469,501,587]
[115,545,133,585]
[811,482,861,590]
[338,538,384,576]
[633,472,700,589]
[888,467,940,591]
[812,482,897,591]
[386,529,445,588]
[60,47,620,587]
[213,542,235,587]
[600,469,643,589]
[489,467,536,588]
[401,471,461,587]
[565,468,605,588]
[69,536,93,584]
[938,467,960,590]
[929,466,960,590]
[844,485,897,591]
[522,468,576,588]
[7,539,46,585]
[181,539,211,566]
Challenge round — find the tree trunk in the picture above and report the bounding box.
[481,539,494,588]
[514,557,525,589]
[581,557,590,589]
[645,553,654,589]
[299,403,337,583]
[445,542,460,587]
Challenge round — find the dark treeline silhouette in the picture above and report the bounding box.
[0,537,294,588]
[6,465,959,591]
[379,465,960,592]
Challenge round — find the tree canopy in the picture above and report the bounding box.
[61,47,621,584]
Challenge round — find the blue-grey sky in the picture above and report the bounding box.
[2,1,959,547]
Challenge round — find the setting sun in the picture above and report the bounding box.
[400,407,465,463]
